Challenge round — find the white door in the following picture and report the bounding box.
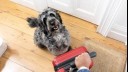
[47,0,73,14]
[47,0,110,25]
[73,0,110,25]
[11,0,111,25]
[11,0,48,12]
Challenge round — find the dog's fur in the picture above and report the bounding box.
[27,8,70,56]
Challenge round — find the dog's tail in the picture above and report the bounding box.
[26,17,39,28]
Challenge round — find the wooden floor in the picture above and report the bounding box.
[0,0,126,72]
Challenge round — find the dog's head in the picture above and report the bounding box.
[39,8,63,32]
[27,8,63,35]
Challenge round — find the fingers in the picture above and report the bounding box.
[75,53,89,62]
[80,53,89,57]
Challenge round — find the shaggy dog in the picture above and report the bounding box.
[27,8,70,56]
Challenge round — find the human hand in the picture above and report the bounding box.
[75,53,91,69]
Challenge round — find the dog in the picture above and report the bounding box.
[26,8,70,56]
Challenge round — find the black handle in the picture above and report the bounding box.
[89,51,97,58]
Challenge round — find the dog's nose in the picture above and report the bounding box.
[50,19,55,25]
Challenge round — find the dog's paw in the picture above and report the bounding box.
[26,17,38,28]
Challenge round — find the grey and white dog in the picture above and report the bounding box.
[27,8,70,56]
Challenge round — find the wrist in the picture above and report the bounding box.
[78,66,89,70]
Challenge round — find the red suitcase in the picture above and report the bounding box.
[52,46,96,72]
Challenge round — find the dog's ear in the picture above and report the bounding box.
[43,19,49,36]
[38,14,49,36]
[56,12,63,24]
[26,17,39,28]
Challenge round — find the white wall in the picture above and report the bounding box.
[107,0,127,43]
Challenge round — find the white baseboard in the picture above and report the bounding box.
[10,0,37,10]
[107,24,127,43]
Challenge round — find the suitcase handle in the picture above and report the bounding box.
[89,51,97,58]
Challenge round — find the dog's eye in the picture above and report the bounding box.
[50,13,55,17]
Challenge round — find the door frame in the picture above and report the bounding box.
[97,0,124,36]
[97,0,127,44]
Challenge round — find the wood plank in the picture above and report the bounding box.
[60,12,98,32]
[0,12,34,36]
[0,24,55,72]
[0,57,32,72]
[10,29,55,61]
[0,23,55,71]
[0,23,21,42]
[2,42,54,72]
[0,24,55,60]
